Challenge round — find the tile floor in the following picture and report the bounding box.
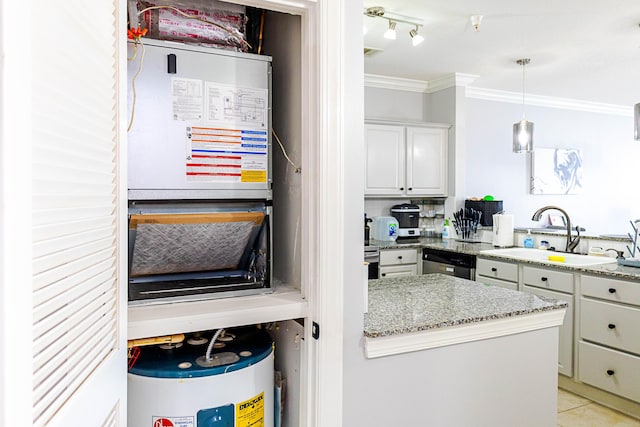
[558,389,640,426]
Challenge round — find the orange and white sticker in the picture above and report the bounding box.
[236,392,265,427]
[152,416,194,427]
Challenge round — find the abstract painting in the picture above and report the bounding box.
[531,148,583,195]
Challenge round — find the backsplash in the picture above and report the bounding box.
[365,197,446,237]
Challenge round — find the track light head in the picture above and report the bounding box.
[409,27,424,46]
[384,21,397,40]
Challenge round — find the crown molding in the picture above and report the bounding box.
[428,73,479,92]
[364,73,633,116]
[364,74,429,92]
[364,73,478,93]
[466,86,632,117]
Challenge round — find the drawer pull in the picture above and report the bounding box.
[491,267,497,272]
[400,187,404,191]
[381,273,386,277]
[541,277,548,282]
[608,288,617,294]
[397,256,403,259]
[606,369,615,376]
[408,187,413,191]
[608,323,616,329]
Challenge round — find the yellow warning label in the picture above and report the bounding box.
[236,392,264,427]
[241,170,267,183]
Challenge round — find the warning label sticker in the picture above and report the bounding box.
[236,392,265,427]
[152,416,194,427]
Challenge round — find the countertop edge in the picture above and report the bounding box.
[364,307,566,359]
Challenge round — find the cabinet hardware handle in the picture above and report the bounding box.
[541,277,548,282]
[398,256,403,259]
[608,324,616,329]
[381,273,386,277]
[408,187,413,191]
[400,187,404,191]
[491,267,497,272]
[606,369,615,376]
[608,288,616,294]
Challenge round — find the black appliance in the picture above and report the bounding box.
[464,200,504,226]
[390,203,421,238]
[364,246,380,279]
[422,247,476,280]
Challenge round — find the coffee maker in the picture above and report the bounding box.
[390,204,421,238]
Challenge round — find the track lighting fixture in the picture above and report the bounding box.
[409,26,424,46]
[364,6,424,47]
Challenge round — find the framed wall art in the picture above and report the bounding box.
[530,148,583,195]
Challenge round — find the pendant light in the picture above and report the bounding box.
[634,102,640,141]
[513,58,534,153]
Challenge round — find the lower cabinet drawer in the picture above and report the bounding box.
[380,264,417,278]
[580,298,640,355]
[476,275,518,291]
[380,249,418,266]
[581,274,640,307]
[578,341,640,402]
[523,266,573,293]
[476,258,518,282]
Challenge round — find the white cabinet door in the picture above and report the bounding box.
[364,124,406,196]
[406,126,448,196]
[523,285,574,377]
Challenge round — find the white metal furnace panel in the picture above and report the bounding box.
[127,39,272,199]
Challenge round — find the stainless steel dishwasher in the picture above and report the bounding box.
[422,247,476,280]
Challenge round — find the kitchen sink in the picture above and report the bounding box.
[479,248,617,267]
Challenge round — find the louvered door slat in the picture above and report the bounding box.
[33,280,114,352]
[33,236,114,275]
[33,248,114,291]
[32,261,114,308]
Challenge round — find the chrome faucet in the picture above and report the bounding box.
[531,206,581,253]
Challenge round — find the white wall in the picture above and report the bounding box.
[364,84,640,236]
[365,86,429,121]
[342,0,366,424]
[465,97,640,235]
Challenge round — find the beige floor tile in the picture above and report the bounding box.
[557,402,640,427]
[558,389,591,413]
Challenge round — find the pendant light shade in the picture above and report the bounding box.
[513,119,534,152]
[513,58,534,153]
[634,103,640,141]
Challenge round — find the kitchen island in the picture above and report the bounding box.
[355,274,567,426]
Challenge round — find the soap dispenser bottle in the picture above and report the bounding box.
[524,229,534,248]
[442,218,451,239]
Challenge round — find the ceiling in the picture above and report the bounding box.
[363,0,640,107]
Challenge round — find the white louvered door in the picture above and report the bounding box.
[30,0,127,426]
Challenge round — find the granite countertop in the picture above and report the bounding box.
[364,273,567,339]
[370,237,496,254]
[478,251,640,280]
[370,237,640,280]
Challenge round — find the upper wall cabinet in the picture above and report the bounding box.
[365,122,449,197]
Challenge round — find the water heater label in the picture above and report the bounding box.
[151,416,194,427]
[236,392,264,427]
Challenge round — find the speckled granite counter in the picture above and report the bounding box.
[370,237,496,254]
[363,273,567,358]
[478,251,640,280]
[370,237,640,280]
